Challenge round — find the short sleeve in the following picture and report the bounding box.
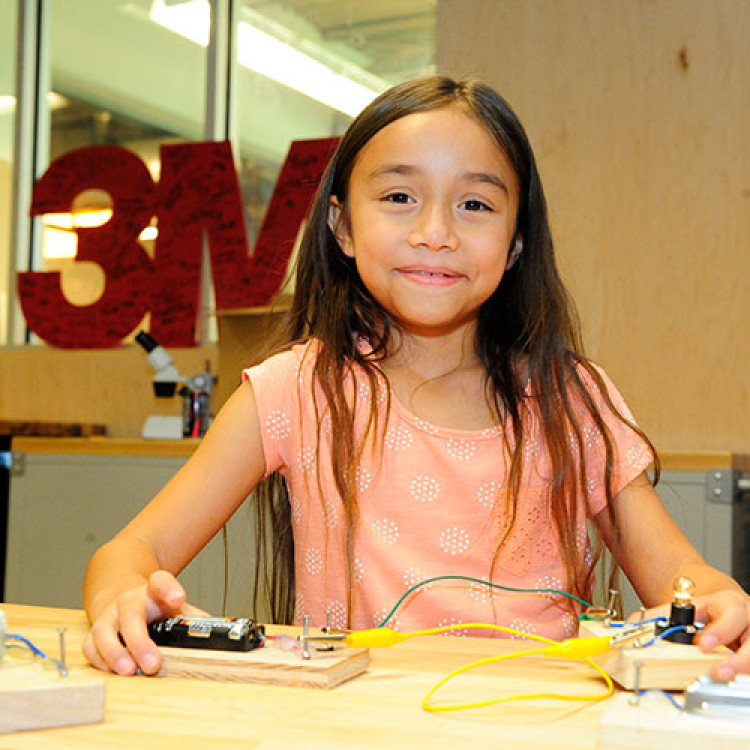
[580,365,654,515]
[243,348,301,477]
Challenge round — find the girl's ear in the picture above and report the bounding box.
[327,197,354,257]
[506,235,523,270]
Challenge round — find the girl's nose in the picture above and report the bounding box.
[407,203,458,251]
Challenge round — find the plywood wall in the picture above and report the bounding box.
[437,0,750,451]
[0,345,217,437]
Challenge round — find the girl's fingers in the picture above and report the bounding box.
[693,591,750,679]
[85,606,140,675]
[145,570,186,618]
[117,599,162,675]
[83,572,206,676]
[81,629,114,673]
[695,592,750,648]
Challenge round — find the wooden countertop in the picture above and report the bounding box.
[0,603,614,749]
[10,437,200,458]
[8,437,749,472]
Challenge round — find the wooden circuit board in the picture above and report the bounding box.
[157,643,370,689]
[580,620,728,691]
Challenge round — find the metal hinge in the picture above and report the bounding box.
[10,451,25,476]
[706,468,750,504]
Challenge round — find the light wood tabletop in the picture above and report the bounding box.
[0,603,622,749]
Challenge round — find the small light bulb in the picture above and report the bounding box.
[673,576,695,606]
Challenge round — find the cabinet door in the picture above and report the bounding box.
[4,452,260,617]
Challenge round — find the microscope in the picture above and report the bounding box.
[135,331,215,439]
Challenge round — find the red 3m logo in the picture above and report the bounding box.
[18,138,338,348]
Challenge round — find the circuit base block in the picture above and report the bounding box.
[0,660,105,734]
[579,620,727,691]
[157,643,370,688]
[599,691,750,749]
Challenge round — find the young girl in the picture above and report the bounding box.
[83,76,750,680]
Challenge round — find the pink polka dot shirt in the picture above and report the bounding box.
[244,341,651,640]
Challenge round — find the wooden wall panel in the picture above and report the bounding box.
[0,345,217,438]
[437,0,750,451]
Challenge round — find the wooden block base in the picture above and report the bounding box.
[580,620,727,691]
[157,644,370,689]
[0,659,105,734]
[599,692,750,749]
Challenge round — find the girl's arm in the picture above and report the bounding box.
[597,472,750,680]
[82,379,267,675]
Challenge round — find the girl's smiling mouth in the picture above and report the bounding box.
[397,266,464,285]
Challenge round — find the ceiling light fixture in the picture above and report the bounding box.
[149,0,386,117]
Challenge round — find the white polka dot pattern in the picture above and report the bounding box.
[353,557,364,584]
[305,548,323,575]
[627,444,651,469]
[439,527,470,555]
[297,446,316,472]
[323,499,339,529]
[290,495,302,524]
[560,612,578,638]
[436,617,468,637]
[508,618,538,640]
[372,518,399,545]
[266,409,291,440]
[372,607,400,629]
[534,574,565,600]
[294,594,306,621]
[356,467,372,493]
[477,480,502,508]
[326,600,347,630]
[468,579,495,602]
[523,436,539,462]
[409,475,440,503]
[583,427,600,448]
[385,425,413,451]
[446,439,477,461]
[403,566,431,591]
[412,416,439,435]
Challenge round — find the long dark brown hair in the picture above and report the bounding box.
[251,75,659,625]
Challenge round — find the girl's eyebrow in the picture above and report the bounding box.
[367,164,509,195]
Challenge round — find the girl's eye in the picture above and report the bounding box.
[460,199,492,212]
[383,192,414,204]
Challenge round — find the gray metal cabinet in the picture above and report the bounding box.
[4,449,261,618]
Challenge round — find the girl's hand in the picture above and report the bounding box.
[693,589,750,680]
[635,588,750,680]
[82,570,206,676]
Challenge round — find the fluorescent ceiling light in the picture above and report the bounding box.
[42,226,78,260]
[41,210,157,258]
[42,210,113,230]
[149,0,386,117]
[0,91,68,115]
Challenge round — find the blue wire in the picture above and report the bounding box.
[603,617,662,628]
[637,689,684,711]
[638,624,687,648]
[4,632,47,658]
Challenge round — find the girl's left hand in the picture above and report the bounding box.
[693,589,750,680]
[636,588,750,680]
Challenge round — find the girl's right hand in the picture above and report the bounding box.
[82,570,205,676]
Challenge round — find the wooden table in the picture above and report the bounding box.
[0,604,618,749]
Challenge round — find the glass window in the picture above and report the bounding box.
[232,0,436,262]
[0,0,17,345]
[37,0,208,329]
[6,0,435,347]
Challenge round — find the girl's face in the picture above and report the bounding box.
[329,106,520,339]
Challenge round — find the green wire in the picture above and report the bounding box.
[375,575,594,628]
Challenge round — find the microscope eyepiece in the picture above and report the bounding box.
[135,330,158,353]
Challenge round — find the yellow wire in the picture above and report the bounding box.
[400,623,614,713]
[404,622,559,645]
